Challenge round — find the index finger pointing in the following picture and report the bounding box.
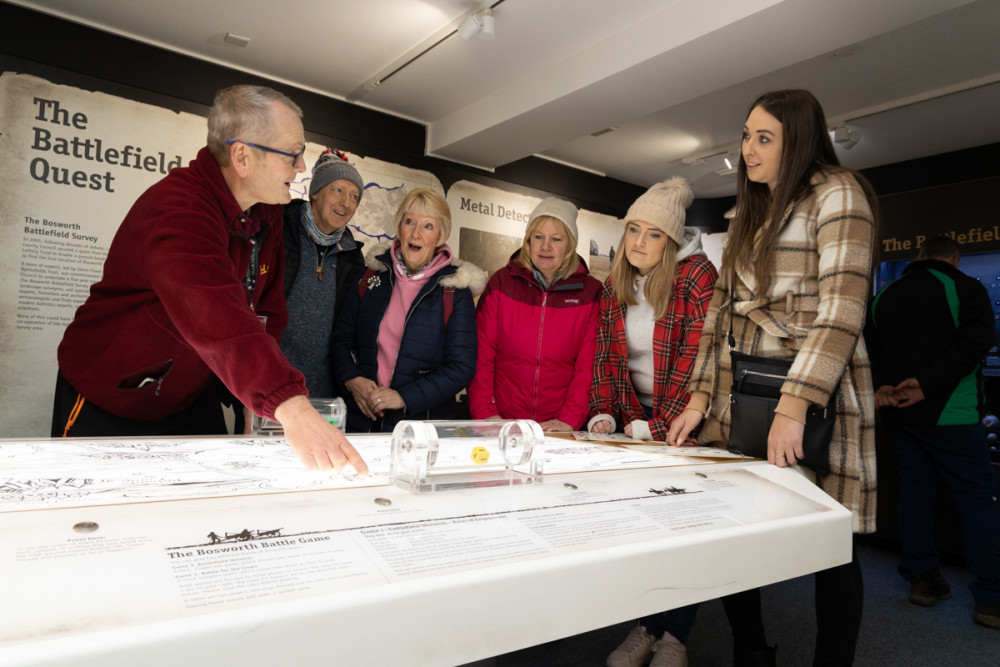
[332,439,368,475]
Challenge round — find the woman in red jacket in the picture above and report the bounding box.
[590,177,718,667]
[468,197,601,431]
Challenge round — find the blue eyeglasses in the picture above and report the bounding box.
[225,140,305,166]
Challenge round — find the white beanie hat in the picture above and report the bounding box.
[624,177,694,244]
[529,197,579,241]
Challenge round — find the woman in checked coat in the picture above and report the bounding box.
[668,89,878,666]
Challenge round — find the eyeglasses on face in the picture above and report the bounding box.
[225,140,305,166]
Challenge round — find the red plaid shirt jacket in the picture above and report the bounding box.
[589,253,717,441]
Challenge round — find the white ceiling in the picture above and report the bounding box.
[10,0,1000,197]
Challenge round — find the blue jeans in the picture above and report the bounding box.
[891,423,1000,606]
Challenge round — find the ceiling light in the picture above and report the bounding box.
[717,152,737,176]
[459,9,495,41]
[479,10,495,40]
[458,12,483,40]
[833,126,861,150]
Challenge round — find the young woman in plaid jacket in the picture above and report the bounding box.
[588,177,717,442]
[668,89,879,667]
[589,177,718,667]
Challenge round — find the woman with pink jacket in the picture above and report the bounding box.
[468,198,601,431]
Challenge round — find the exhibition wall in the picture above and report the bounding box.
[1,2,998,439]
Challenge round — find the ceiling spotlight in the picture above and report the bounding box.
[480,10,495,40]
[833,126,861,150]
[459,9,495,41]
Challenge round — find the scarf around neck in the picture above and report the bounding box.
[301,202,345,247]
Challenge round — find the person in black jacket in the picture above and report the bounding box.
[865,234,1000,630]
[281,149,366,398]
[331,188,485,433]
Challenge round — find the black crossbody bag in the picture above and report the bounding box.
[726,283,838,475]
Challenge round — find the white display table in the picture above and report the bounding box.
[0,435,851,666]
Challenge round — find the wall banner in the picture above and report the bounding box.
[0,73,207,437]
[878,176,1000,262]
[447,180,622,282]
[0,72,448,438]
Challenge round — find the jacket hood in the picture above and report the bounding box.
[364,240,487,297]
[676,226,706,263]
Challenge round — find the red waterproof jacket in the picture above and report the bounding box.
[469,254,600,428]
[57,147,305,421]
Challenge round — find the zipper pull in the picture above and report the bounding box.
[317,265,324,281]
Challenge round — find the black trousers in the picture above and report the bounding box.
[724,542,863,666]
[51,370,230,438]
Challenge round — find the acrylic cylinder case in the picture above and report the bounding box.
[390,420,545,493]
[251,397,347,436]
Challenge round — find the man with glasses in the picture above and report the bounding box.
[52,85,367,475]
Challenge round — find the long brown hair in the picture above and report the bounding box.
[609,229,679,321]
[722,89,878,291]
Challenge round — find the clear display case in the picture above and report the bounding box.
[389,419,545,493]
[250,397,346,435]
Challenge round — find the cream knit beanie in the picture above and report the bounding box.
[623,177,694,244]
[529,197,579,241]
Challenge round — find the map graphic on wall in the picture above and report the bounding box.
[290,147,443,248]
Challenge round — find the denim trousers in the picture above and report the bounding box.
[890,423,1000,606]
[640,603,699,644]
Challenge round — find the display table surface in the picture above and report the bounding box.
[0,434,852,666]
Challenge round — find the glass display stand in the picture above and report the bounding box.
[390,419,545,493]
[250,397,346,435]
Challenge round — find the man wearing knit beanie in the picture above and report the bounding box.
[624,176,694,244]
[309,149,365,204]
[281,149,366,398]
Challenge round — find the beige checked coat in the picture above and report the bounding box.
[689,170,877,533]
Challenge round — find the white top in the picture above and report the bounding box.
[625,273,656,406]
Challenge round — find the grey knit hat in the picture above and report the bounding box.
[624,177,694,244]
[529,197,579,241]
[309,149,365,201]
